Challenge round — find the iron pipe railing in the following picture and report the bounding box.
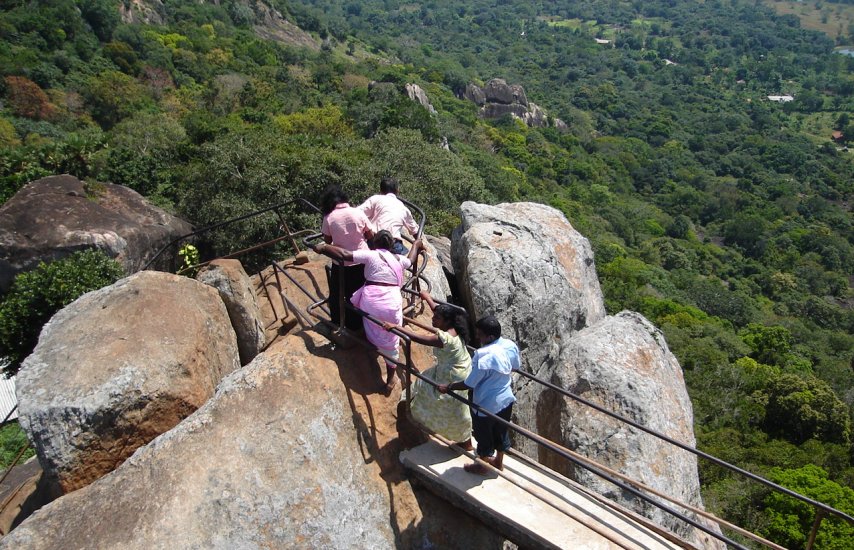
[511,368,854,534]
[143,198,320,272]
[393,354,747,550]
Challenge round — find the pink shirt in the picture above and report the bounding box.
[352,250,412,285]
[321,203,371,266]
[358,193,419,240]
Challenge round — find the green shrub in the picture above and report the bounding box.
[0,422,35,471]
[0,250,124,377]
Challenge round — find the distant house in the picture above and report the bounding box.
[663,59,677,66]
[767,95,794,102]
[594,38,611,45]
[831,130,844,142]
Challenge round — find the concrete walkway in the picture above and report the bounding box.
[400,437,686,550]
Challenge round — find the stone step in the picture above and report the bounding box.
[400,436,684,550]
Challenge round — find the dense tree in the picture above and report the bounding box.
[0,250,124,376]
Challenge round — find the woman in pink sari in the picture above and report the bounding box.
[314,230,423,394]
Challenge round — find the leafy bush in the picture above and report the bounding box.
[0,250,124,377]
[0,422,34,471]
[762,465,854,550]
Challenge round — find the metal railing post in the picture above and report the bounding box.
[805,510,825,550]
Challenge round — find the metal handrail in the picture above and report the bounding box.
[511,368,854,531]
[236,196,850,549]
[142,198,320,271]
[392,349,747,549]
[390,301,853,548]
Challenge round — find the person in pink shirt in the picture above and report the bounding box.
[313,231,423,395]
[320,185,374,330]
[358,177,419,255]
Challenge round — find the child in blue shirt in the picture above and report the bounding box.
[439,315,519,474]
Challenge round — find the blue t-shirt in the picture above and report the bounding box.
[465,337,519,415]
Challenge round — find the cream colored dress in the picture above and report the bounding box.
[409,330,472,442]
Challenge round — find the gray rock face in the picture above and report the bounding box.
[540,311,722,547]
[196,259,267,365]
[483,78,528,106]
[405,83,437,114]
[451,203,717,545]
[16,271,240,493]
[463,83,486,106]
[2,339,400,550]
[480,103,530,120]
[0,175,192,291]
[452,202,606,458]
[461,80,565,131]
[419,236,453,304]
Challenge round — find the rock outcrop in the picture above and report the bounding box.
[0,175,192,292]
[197,259,267,365]
[539,311,720,546]
[405,83,437,114]
[16,271,240,493]
[462,79,565,130]
[118,0,165,25]
[420,236,452,303]
[452,201,606,458]
[452,201,718,545]
[3,324,511,549]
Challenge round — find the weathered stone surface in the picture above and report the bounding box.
[405,83,437,114]
[482,78,528,106]
[480,102,530,120]
[16,270,240,493]
[522,102,548,128]
[538,311,723,547]
[426,235,453,277]
[197,259,267,365]
[420,236,453,303]
[253,1,320,50]
[0,175,192,291]
[118,0,164,25]
[452,202,606,458]
[2,326,512,550]
[463,83,487,105]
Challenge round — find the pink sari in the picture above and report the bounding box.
[350,251,404,360]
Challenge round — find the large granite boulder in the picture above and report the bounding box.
[2,331,511,549]
[0,175,192,292]
[461,79,565,130]
[452,201,606,457]
[540,311,722,547]
[483,78,528,106]
[197,259,267,365]
[16,270,240,493]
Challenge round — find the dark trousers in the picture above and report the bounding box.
[472,403,513,458]
[327,263,365,331]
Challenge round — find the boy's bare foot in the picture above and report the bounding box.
[383,377,398,396]
[482,455,504,471]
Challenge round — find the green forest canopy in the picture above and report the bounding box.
[1,0,852,546]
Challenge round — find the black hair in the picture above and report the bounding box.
[320,184,348,216]
[475,315,501,339]
[435,304,469,344]
[371,229,395,251]
[380,176,399,194]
